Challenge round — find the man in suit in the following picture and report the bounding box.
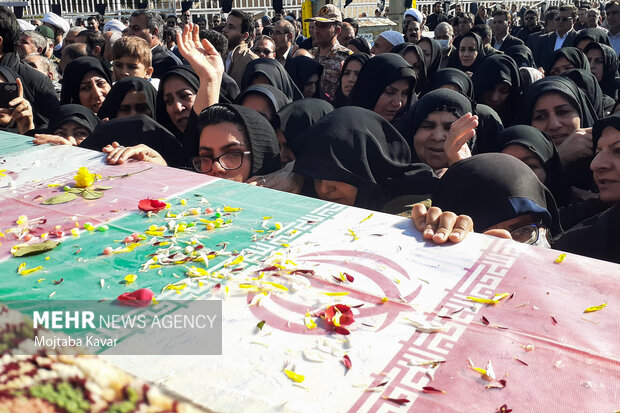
[222,10,257,87]
[517,9,544,43]
[526,9,557,56]
[533,5,579,68]
[273,19,296,66]
[127,10,181,78]
[491,9,525,51]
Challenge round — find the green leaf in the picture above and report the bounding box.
[95,186,113,190]
[42,192,78,205]
[256,320,266,331]
[82,190,104,200]
[13,241,60,257]
[66,188,84,194]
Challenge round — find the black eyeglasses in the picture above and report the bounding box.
[554,16,572,22]
[510,222,543,244]
[253,47,274,55]
[191,151,251,174]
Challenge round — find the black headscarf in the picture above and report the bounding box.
[433,153,562,236]
[197,104,281,177]
[333,52,371,108]
[348,53,417,118]
[60,56,111,106]
[240,58,304,101]
[395,43,428,94]
[235,84,292,127]
[417,37,443,75]
[79,114,184,166]
[155,65,199,139]
[400,88,476,160]
[347,37,371,54]
[504,44,536,68]
[472,54,523,126]
[97,77,157,120]
[544,47,590,75]
[293,106,437,211]
[424,67,504,154]
[560,69,607,118]
[47,104,100,135]
[519,76,598,128]
[276,98,334,156]
[428,68,474,98]
[584,42,619,100]
[446,32,486,73]
[553,113,620,262]
[499,125,571,207]
[220,72,241,103]
[284,56,324,99]
[573,28,611,48]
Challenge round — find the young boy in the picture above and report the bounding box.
[112,36,154,82]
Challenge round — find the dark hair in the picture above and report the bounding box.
[492,9,510,20]
[76,29,105,56]
[606,0,620,10]
[131,10,164,40]
[343,17,359,35]
[199,29,228,59]
[544,9,559,23]
[470,24,492,40]
[229,9,254,36]
[198,104,245,132]
[558,5,577,18]
[0,6,19,53]
[524,9,539,17]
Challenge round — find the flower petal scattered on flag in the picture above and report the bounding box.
[117,288,154,307]
[584,303,607,313]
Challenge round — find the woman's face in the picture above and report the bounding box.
[240,94,275,123]
[79,70,110,114]
[549,56,575,76]
[341,59,363,97]
[276,129,295,166]
[314,179,358,205]
[586,48,604,82]
[198,122,252,182]
[481,81,511,113]
[117,90,151,118]
[591,126,620,204]
[417,40,433,66]
[502,144,547,183]
[402,51,422,77]
[531,92,581,146]
[458,36,478,68]
[303,73,320,98]
[53,121,90,145]
[162,75,196,132]
[486,213,550,247]
[373,78,410,121]
[413,110,458,169]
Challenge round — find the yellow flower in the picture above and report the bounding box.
[73,167,95,188]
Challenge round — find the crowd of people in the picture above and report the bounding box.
[0,2,618,264]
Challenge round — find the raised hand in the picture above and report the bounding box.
[176,23,224,84]
[445,112,478,167]
[10,78,34,134]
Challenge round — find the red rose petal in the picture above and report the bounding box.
[342,354,352,370]
[117,288,154,307]
[138,199,167,212]
[382,397,410,405]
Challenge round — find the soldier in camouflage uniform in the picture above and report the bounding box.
[305,4,352,101]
